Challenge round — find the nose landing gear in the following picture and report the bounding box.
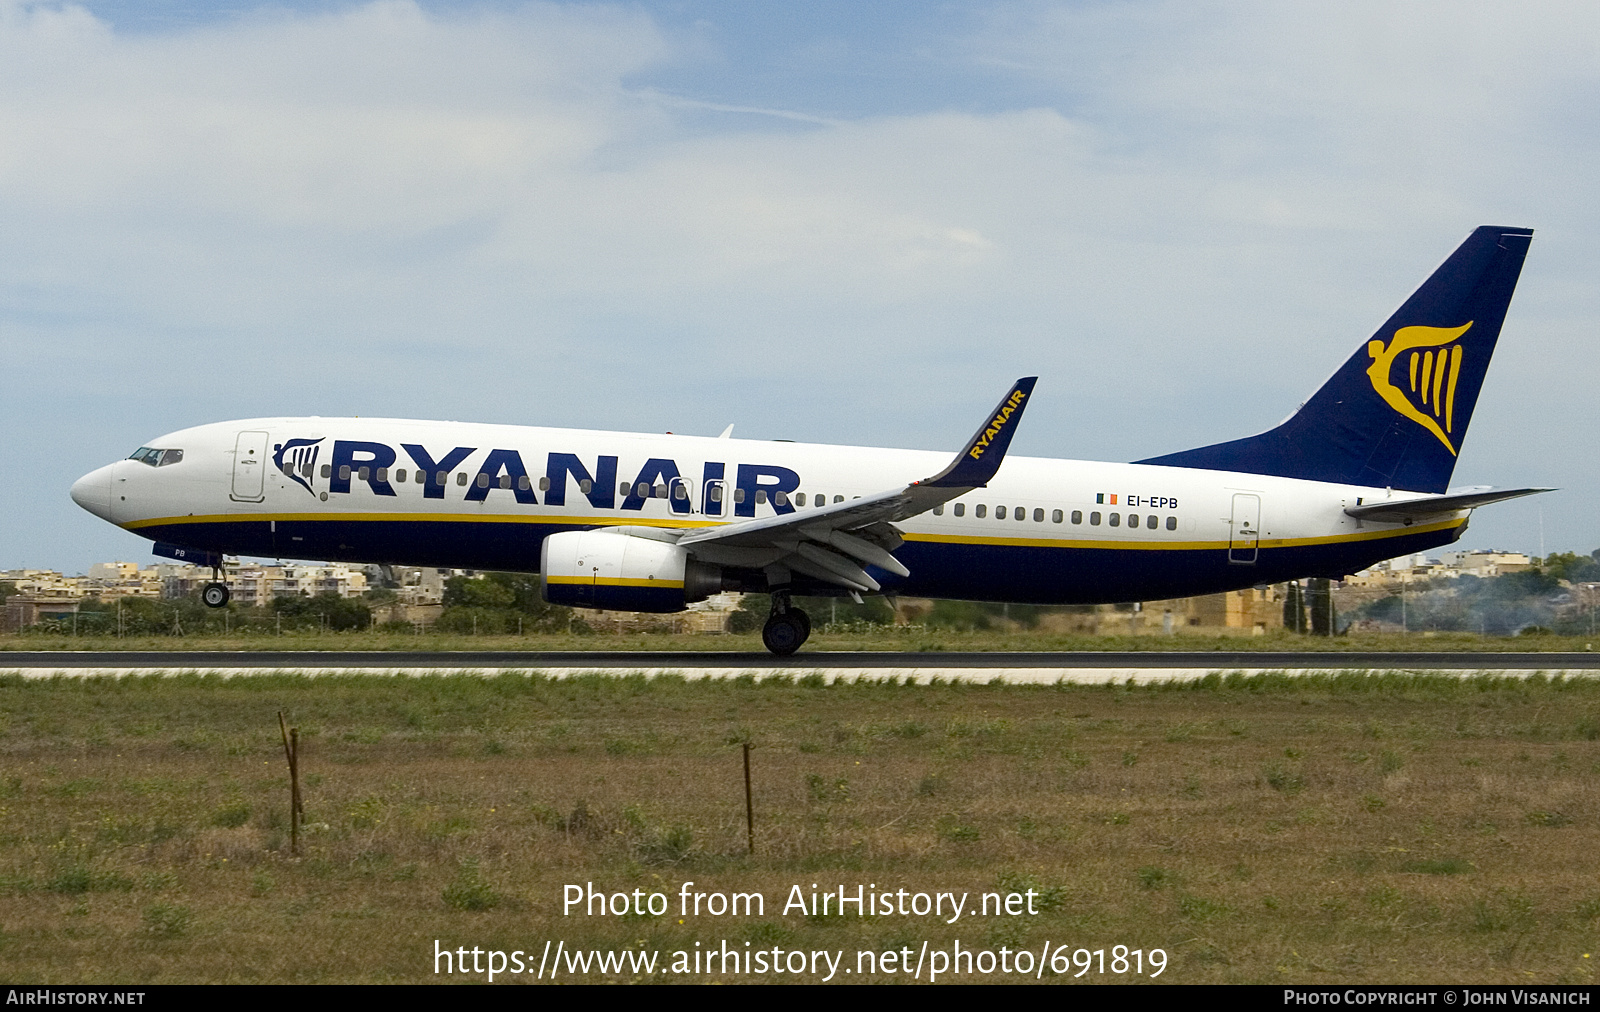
[761,590,811,656]
[201,565,231,609]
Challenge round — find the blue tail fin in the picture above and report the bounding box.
[1137,226,1533,493]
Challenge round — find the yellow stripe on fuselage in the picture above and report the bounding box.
[123,512,719,531]
[901,516,1464,551]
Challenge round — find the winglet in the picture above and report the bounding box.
[920,376,1038,488]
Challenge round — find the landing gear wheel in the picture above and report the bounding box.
[792,607,811,639]
[762,614,807,656]
[202,582,230,608]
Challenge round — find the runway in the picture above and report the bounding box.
[3,650,1597,684]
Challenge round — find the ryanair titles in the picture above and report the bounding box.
[273,438,801,518]
[966,387,1028,461]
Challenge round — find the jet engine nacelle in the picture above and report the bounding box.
[540,530,721,613]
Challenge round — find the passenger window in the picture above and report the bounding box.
[339,465,351,481]
[517,475,531,491]
[995,505,1006,519]
[796,492,807,506]
[1147,514,1158,529]
[539,477,552,491]
[456,473,468,486]
[620,482,631,496]
[710,486,723,502]
[576,478,589,493]
[756,490,768,504]
[1051,509,1062,523]
[476,474,489,488]
[933,504,944,516]
[499,475,512,489]
[674,484,689,500]
[1166,516,1177,531]
[654,483,667,498]
[774,491,787,506]
[953,503,965,517]
[734,488,747,503]
[1018,507,1027,522]
[1035,508,1045,522]
[1071,510,1082,524]
[975,505,987,518]
[1089,512,1101,525]
[436,471,447,485]
[358,466,370,481]
[395,468,406,482]
[834,495,844,503]
[322,464,332,479]
[1108,513,1120,527]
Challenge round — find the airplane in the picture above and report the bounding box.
[70,225,1550,654]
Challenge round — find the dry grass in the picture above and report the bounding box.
[0,672,1598,983]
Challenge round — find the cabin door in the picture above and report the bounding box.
[231,430,270,502]
[1228,493,1260,565]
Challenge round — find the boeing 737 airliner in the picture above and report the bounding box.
[71,226,1549,653]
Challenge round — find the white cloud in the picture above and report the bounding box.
[3,0,1597,570]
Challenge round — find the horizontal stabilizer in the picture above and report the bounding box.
[1344,486,1553,524]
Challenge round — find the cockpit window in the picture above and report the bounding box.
[128,447,183,467]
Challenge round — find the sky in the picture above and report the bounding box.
[2,0,1597,574]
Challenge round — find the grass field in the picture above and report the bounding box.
[3,627,1598,652]
[1,671,1598,983]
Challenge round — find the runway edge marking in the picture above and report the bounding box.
[5,666,1598,683]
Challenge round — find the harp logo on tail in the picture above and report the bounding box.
[1365,322,1473,456]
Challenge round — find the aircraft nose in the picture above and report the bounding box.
[70,464,115,521]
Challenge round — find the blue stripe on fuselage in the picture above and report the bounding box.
[128,517,1465,605]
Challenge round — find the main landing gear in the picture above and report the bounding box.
[761,591,811,656]
[201,565,230,609]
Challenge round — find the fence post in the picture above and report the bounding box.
[743,743,754,855]
[278,711,300,856]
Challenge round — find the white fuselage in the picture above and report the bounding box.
[71,417,1465,604]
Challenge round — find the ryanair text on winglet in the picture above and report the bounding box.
[967,389,1028,461]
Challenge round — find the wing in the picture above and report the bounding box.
[671,377,1038,593]
[1343,486,1554,525]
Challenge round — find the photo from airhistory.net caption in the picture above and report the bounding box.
[426,877,1167,981]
